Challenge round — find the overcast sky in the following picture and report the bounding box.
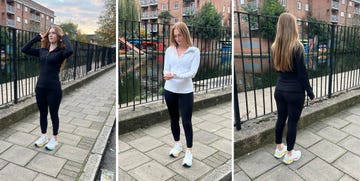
[34,0,105,34]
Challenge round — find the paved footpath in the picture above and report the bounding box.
[235,103,360,181]
[0,68,116,181]
[119,102,232,181]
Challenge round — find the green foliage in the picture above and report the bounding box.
[96,0,116,46]
[158,11,172,24]
[260,0,286,40]
[185,2,222,39]
[307,17,329,44]
[60,22,80,40]
[119,0,139,39]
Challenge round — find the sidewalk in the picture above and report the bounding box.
[235,103,360,181]
[119,102,232,181]
[0,68,116,180]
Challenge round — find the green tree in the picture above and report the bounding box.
[260,0,286,40]
[119,0,139,38]
[96,0,116,46]
[185,2,222,40]
[158,11,172,24]
[60,22,80,40]
[307,17,329,45]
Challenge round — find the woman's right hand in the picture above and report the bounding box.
[309,99,315,105]
[39,32,47,41]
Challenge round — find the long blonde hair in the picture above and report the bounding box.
[41,25,67,71]
[271,13,303,71]
[170,22,193,47]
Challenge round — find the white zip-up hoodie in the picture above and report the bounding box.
[163,46,200,93]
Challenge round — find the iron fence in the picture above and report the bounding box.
[0,26,116,107]
[119,20,232,110]
[234,11,360,128]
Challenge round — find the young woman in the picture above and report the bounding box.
[163,22,200,167]
[22,25,73,151]
[271,13,315,164]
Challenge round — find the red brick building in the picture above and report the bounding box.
[0,0,54,32]
[139,0,231,34]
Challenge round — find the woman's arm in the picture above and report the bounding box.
[163,48,171,75]
[296,48,315,100]
[174,48,200,79]
[61,35,73,59]
[21,35,41,57]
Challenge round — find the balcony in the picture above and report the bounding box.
[7,19,15,27]
[355,8,360,14]
[331,15,339,22]
[140,0,158,7]
[6,4,15,14]
[353,0,360,3]
[182,6,195,16]
[141,11,158,20]
[332,1,339,10]
[248,1,259,9]
[30,14,40,22]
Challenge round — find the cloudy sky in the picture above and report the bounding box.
[34,0,105,34]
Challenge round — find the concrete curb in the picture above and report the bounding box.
[0,64,115,131]
[200,160,232,181]
[119,87,232,135]
[234,88,360,158]
[79,104,116,181]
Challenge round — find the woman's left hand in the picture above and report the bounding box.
[164,73,175,80]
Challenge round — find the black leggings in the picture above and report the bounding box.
[164,90,194,148]
[35,87,62,136]
[275,90,305,151]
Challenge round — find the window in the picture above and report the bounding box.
[174,18,178,23]
[228,7,230,13]
[349,2,352,6]
[297,2,302,10]
[221,19,224,26]
[282,0,286,6]
[41,14,44,18]
[341,11,344,17]
[174,2,178,9]
[24,19,28,24]
[348,13,351,18]
[297,18,301,25]
[162,4,166,11]
[17,3,20,9]
[223,5,225,12]
[240,0,244,4]
[305,4,309,11]
[24,7,28,12]
[46,16,49,20]
[342,0,345,4]
[17,17,21,22]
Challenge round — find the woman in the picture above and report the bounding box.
[271,13,315,164]
[163,22,200,167]
[22,25,73,151]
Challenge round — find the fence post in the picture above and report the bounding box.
[234,64,241,130]
[86,43,90,74]
[328,24,335,98]
[12,28,18,104]
[73,41,78,80]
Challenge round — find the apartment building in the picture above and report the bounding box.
[139,0,231,34]
[0,0,55,32]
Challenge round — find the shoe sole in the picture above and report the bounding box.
[169,152,180,158]
[183,163,192,168]
[34,142,48,148]
[274,151,286,159]
[45,146,55,151]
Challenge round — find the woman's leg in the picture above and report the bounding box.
[285,92,305,151]
[35,87,48,134]
[164,90,180,142]
[275,90,288,145]
[179,92,194,148]
[47,88,62,136]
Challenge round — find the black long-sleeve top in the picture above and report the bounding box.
[22,35,73,90]
[275,45,315,100]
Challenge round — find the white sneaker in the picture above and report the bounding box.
[169,143,182,158]
[182,150,193,167]
[274,144,287,158]
[283,150,301,164]
[34,135,48,147]
[45,137,58,151]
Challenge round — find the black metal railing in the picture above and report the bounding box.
[234,11,360,128]
[0,26,116,107]
[119,20,232,110]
